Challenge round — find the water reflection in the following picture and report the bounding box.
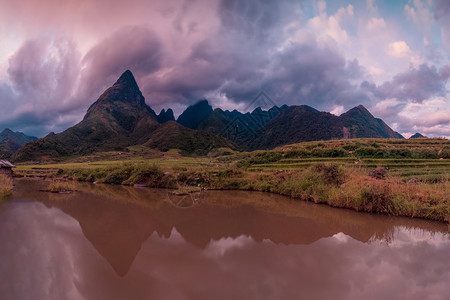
[0,179,448,300]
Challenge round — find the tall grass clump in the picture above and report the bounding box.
[0,175,13,200]
[47,180,77,193]
[275,164,346,203]
[123,163,172,187]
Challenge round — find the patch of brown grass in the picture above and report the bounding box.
[0,175,13,199]
[46,180,77,193]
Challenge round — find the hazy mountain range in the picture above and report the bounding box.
[6,70,408,162]
[0,129,36,159]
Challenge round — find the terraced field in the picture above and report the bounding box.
[247,157,450,181]
[239,138,450,182]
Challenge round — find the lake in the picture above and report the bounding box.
[0,179,448,300]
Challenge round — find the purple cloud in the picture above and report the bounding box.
[362,64,450,103]
[78,26,163,106]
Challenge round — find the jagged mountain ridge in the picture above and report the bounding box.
[13,71,237,162]
[247,105,403,150]
[195,105,289,148]
[176,100,213,129]
[174,100,403,150]
[156,109,175,123]
[12,70,404,161]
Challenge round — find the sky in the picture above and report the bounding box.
[0,0,449,138]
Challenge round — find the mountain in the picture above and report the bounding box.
[176,100,213,129]
[12,70,404,161]
[195,105,288,149]
[410,132,426,139]
[0,128,36,159]
[250,105,342,150]
[13,71,236,162]
[246,104,404,150]
[156,109,175,123]
[339,105,403,139]
[144,121,237,156]
[14,70,160,161]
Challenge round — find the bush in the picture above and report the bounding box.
[388,148,412,158]
[237,151,282,167]
[312,164,346,185]
[103,165,135,184]
[354,147,387,158]
[284,149,311,158]
[276,164,346,203]
[124,164,163,185]
[359,183,393,214]
[440,146,450,159]
[412,148,439,159]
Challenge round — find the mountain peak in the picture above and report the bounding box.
[85,70,147,118]
[156,108,175,123]
[115,70,137,87]
[177,100,213,129]
[410,132,426,139]
[1,128,14,135]
[344,104,373,117]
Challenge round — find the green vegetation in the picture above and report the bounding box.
[239,138,450,182]
[0,175,13,200]
[13,138,450,222]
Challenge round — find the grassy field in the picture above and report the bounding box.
[11,138,450,222]
[239,138,450,182]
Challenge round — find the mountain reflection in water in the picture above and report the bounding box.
[0,179,448,300]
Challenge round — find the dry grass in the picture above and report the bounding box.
[46,180,77,193]
[325,169,449,221]
[0,175,13,199]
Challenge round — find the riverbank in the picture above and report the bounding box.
[11,138,450,222]
[13,161,449,222]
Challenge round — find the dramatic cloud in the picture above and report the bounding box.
[78,26,163,107]
[0,37,82,135]
[363,64,450,103]
[433,0,450,51]
[0,0,449,137]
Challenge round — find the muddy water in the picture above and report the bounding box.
[0,179,448,300]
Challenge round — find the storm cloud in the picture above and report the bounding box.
[1,0,450,138]
[362,64,450,103]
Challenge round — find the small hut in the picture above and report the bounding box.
[0,160,15,176]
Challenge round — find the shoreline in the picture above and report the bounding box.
[12,163,450,223]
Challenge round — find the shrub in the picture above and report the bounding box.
[440,146,450,159]
[354,147,387,158]
[276,164,346,203]
[342,144,359,151]
[284,149,311,158]
[412,148,439,159]
[237,151,282,167]
[312,164,346,185]
[103,165,135,184]
[124,164,163,185]
[359,183,393,214]
[321,148,348,157]
[388,148,412,158]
